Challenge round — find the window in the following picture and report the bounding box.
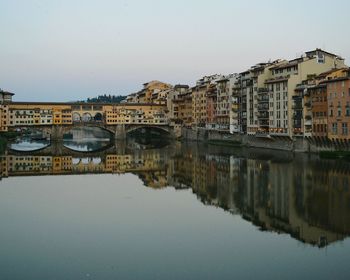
[338,107,342,117]
[332,123,338,134]
[283,82,288,90]
[342,123,348,135]
[317,52,325,63]
[346,107,350,117]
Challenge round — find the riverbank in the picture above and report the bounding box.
[180,127,350,154]
[319,151,350,161]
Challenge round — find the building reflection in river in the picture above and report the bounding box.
[1,142,350,248]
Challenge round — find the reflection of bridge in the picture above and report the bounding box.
[8,138,171,157]
[2,147,170,178]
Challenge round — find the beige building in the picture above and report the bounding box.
[265,49,346,137]
[216,74,238,131]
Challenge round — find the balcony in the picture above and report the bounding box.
[257,96,269,102]
[258,88,269,93]
[257,105,269,111]
[304,120,312,126]
[257,113,269,119]
[258,121,269,127]
[293,113,302,120]
[292,94,303,100]
[292,104,303,110]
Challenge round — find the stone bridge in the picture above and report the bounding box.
[31,122,174,141]
[6,102,174,140]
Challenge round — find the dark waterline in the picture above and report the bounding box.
[1,139,350,280]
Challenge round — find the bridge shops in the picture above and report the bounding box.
[0,100,170,139]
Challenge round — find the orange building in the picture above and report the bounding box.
[310,84,327,137]
[324,69,350,140]
[206,84,217,129]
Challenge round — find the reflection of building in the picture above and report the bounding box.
[2,143,350,247]
[235,156,350,247]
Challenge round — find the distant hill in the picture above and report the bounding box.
[82,94,126,103]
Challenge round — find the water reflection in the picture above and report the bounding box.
[1,142,350,248]
[10,138,50,151]
[63,127,112,151]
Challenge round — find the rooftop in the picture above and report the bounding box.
[0,90,15,96]
[174,84,189,89]
[270,60,300,71]
[305,48,344,60]
[317,67,349,79]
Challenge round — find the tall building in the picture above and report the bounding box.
[167,84,189,125]
[192,84,207,127]
[206,83,217,129]
[266,49,346,137]
[216,74,238,131]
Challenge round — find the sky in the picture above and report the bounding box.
[1,0,350,102]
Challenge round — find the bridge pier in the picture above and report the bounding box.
[113,124,127,140]
[50,126,66,142]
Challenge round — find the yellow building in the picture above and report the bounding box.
[0,105,9,131]
[8,103,73,127]
[104,104,168,125]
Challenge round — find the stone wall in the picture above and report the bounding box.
[180,127,350,153]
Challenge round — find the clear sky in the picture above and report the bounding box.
[1,0,350,101]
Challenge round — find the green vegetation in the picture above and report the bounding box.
[83,94,126,103]
[207,139,243,147]
[319,151,350,161]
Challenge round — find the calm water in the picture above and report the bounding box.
[1,137,350,279]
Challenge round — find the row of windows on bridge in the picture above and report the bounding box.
[6,111,168,125]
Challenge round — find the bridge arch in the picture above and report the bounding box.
[126,125,170,135]
[94,112,103,122]
[72,112,81,122]
[82,112,92,122]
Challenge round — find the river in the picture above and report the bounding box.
[0,132,350,279]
